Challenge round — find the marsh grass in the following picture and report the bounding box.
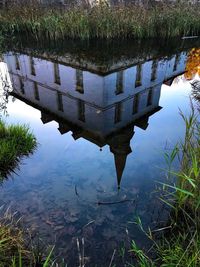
[129,105,200,266]
[0,120,37,179]
[0,3,200,40]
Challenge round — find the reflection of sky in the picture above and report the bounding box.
[0,75,198,266]
[2,77,194,193]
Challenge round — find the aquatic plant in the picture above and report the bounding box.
[0,3,199,40]
[0,120,37,179]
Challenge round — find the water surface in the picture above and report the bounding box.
[0,39,199,266]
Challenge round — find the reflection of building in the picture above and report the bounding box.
[3,50,187,187]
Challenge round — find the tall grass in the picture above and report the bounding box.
[129,105,200,266]
[157,106,200,267]
[0,3,199,40]
[0,120,37,179]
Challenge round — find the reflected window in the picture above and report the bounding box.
[76,69,84,94]
[173,54,181,72]
[147,88,153,107]
[133,93,139,114]
[33,82,39,101]
[54,63,61,85]
[135,64,142,87]
[114,102,122,124]
[30,56,36,76]
[19,77,25,94]
[57,91,63,112]
[78,99,85,122]
[115,71,124,95]
[15,55,20,70]
[151,60,158,81]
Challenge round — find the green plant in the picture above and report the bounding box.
[129,240,155,267]
[0,120,37,179]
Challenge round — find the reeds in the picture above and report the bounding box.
[129,105,200,266]
[0,120,37,179]
[157,106,200,266]
[0,3,199,40]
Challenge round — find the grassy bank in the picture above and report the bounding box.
[130,106,200,266]
[0,3,199,40]
[0,120,37,179]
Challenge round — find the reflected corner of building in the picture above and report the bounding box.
[2,49,188,188]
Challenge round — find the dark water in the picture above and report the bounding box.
[0,39,199,266]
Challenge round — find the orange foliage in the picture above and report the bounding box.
[185,48,200,80]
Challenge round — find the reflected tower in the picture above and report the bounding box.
[108,126,134,189]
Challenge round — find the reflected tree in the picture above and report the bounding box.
[0,66,13,117]
[185,48,200,81]
[191,80,200,110]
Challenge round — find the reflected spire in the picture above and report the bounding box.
[114,153,129,189]
[108,126,134,189]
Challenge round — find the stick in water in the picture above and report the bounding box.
[182,36,199,39]
[97,199,134,205]
[108,249,116,267]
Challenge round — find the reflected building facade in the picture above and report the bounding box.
[3,50,187,187]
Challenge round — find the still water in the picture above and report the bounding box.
[0,39,200,266]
